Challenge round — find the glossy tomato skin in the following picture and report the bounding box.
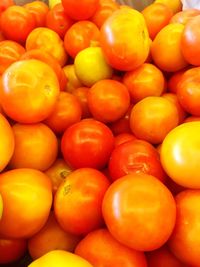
[75,228,147,267]
[61,119,115,169]
[102,173,176,251]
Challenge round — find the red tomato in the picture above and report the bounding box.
[0,237,27,264]
[46,3,74,39]
[75,228,147,267]
[61,119,114,169]
[114,133,137,147]
[72,87,91,119]
[102,173,176,251]
[0,0,14,13]
[54,168,110,235]
[0,6,36,44]
[109,139,166,183]
[170,9,200,25]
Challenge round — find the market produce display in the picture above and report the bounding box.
[1,0,200,266]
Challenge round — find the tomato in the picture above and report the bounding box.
[0,40,25,75]
[177,67,200,116]
[87,79,130,123]
[154,0,182,14]
[169,190,200,266]
[72,87,91,119]
[28,250,93,267]
[54,168,110,235]
[109,139,166,183]
[64,20,99,58]
[0,59,60,124]
[61,119,114,169]
[0,113,14,172]
[10,123,58,171]
[161,122,200,188]
[28,212,80,260]
[123,63,165,103]
[0,238,27,264]
[100,8,150,71]
[75,228,147,267]
[0,6,36,44]
[63,64,83,93]
[46,3,74,39]
[168,68,188,94]
[45,159,73,195]
[151,23,188,72]
[0,0,14,13]
[61,0,99,21]
[102,173,176,251]
[142,3,173,40]
[114,133,137,147]
[26,27,68,67]
[170,9,200,25]
[0,168,52,238]
[24,1,49,28]
[130,96,179,144]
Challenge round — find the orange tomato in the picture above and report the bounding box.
[0,59,60,123]
[151,23,188,72]
[167,68,188,94]
[64,20,100,58]
[114,133,137,147]
[154,0,182,14]
[10,123,58,171]
[123,63,165,103]
[0,168,52,238]
[26,27,68,67]
[170,9,200,25]
[72,87,91,119]
[0,40,25,75]
[0,0,14,13]
[44,91,82,134]
[28,212,80,260]
[0,113,14,172]
[142,3,173,40]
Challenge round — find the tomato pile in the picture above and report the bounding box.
[0,0,200,266]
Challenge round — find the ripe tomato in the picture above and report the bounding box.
[130,96,179,144]
[0,237,27,264]
[0,168,52,238]
[10,123,58,171]
[26,27,67,67]
[142,3,173,40]
[170,9,200,25]
[28,212,80,260]
[45,92,82,134]
[54,168,110,235]
[154,0,182,14]
[0,40,25,75]
[169,190,200,266]
[0,59,60,123]
[168,68,187,94]
[114,133,137,147]
[87,79,130,123]
[123,63,165,103]
[100,8,150,71]
[64,20,100,58]
[24,1,49,28]
[0,0,14,13]
[161,122,200,188]
[61,0,99,21]
[75,228,147,267]
[151,23,188,72]
[102,173,176,251]
[46,3,74,39]
[0,6,36,44]
[63,64,83,93]
[61,119,114,169]
[0,113,14,172]
[109,139,166,182]
[72,87,91,119]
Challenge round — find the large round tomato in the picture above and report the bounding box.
[102,173,176,251]
[61,119,114,169]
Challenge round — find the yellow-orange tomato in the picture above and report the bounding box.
[161,122,200,188]
[130,96,179,144]
[63,64,83,93]
[24,1,49,27]
[28,213,80,260]
[154,0,182,14]
[0,59,60,124]
[26,27,67,66]
[0,168,52,238]
[9,123,58,171]
[100,8,150,71]
[151,23,188,72]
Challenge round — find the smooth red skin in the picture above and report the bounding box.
[114,133,137,147]
[0,0,14,13]
[0,6,36,44]
[61,119,115,169]
[61,0,99,21]
[109,139,166,183]
[170,9,200,25]
[46,3,73,39]
[0,238,27,264]
[177,67,200,116]
[75,229,147,267]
